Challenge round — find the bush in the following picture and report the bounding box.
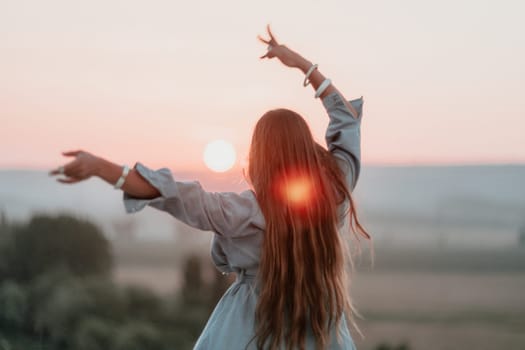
[113,322,164,350]
[74,317,116,350]
[0,337,11,350]
[0,281,28,328]
[32,275,130,346]
[33,277,96,345]
[180,255,206,306]
[0,216,236,349]
[81,277,127,322]
[172,254,233,340]
[179,254,232,310]
[5,214,112,282]
[0,217,16,281]
[124,285,163,323]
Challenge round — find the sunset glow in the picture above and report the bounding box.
[0,1,524,171]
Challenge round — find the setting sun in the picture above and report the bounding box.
[203,140,237,172]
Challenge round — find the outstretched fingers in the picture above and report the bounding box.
[257,35,270,45]
[50,149,95,184]
[62,150,84,157]
[260,51,273,59]
[49,148,86,179]
[48,167,61,176]
[258,36,272,59]
[49,159,80,176]
[266,24,278,45]
[258,26,279,59]
[57,177,83,184]
[257,28,278,45]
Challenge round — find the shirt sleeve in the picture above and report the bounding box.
[322,91,364,192]
[122,162,260,237]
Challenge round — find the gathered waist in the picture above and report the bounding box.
[235,269,257,284]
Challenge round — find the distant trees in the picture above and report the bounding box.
[0,212,232,350]
[519,225,525,247]
[0,211,7,229]
[1,214,112,282]
[374,341,411,350]
[0,211,420,350]
[0,281,28,329]
[74,317,115,350]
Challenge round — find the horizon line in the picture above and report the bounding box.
[1,160,525,173]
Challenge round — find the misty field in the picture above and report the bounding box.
[2,165,524,349]
[351,270,525,350]
[115,242,525,350]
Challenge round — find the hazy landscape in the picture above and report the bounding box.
[1,164,525,349]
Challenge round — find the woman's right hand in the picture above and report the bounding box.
[50,150,161,198]
[258,25,309,70]
[49,150,101,184]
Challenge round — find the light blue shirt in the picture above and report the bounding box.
[123,91,364,349]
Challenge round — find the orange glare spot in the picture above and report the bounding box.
[283,176,313,206]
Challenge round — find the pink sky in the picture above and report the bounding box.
[1,0,524,172]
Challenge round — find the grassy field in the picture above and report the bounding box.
[114,241,525,350]
[350,270,525,350]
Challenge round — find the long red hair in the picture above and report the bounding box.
[247,108,371,349]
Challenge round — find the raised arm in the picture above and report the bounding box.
[258,25,359,119]
[259,26,363,191]
[322,94,363,191]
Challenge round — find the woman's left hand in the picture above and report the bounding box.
[49,150,101,184]
[258,25,306,69]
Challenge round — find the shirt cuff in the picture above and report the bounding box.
[122,162,175,214]
[322,92,364,119]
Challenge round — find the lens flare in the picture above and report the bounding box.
[284,177,313,205]
[275,169,316,210]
